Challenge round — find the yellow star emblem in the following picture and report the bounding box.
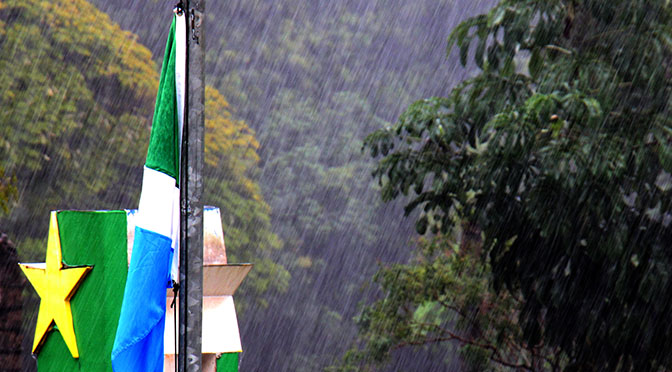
[19,211,92,359]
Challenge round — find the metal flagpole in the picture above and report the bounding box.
[179,0,205,371]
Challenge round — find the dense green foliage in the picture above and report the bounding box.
[361,0,672,371]
[204,86,289,306]
[11,0,670,370]
[334,235,549,372]
[0,0,155,224]
[1,0,511,370]
[205,3,484,369]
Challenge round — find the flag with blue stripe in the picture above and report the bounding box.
[111,13,186,372]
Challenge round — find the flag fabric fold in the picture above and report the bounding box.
[111,13,185,372]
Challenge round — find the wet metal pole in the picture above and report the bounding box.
[179,0,204,371]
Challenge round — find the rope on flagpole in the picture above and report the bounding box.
[171,281,179,372]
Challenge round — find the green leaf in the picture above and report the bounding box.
[415,215,429,234]
[475,37,486,69]
[488,6,506,28]
[529,48,543,78]
[501,56,515,76]
[582,97,602,118]
[459,35,472,66]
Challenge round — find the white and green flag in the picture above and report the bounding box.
[111,12,186,372]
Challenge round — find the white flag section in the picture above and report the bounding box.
[172,11,186,282]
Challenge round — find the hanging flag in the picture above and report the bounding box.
[19,208,246,371]
[19,210,129,372]
[111,12,186,372]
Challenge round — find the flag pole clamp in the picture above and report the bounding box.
[190,9,201,44]
[181,199,192,216]
[174,1,184,15]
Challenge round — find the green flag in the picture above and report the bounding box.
[32,211,128,371]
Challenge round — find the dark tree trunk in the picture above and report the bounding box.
[0,232,24,372]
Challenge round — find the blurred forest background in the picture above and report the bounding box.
[0,0,493,370]
[4,0,671,371]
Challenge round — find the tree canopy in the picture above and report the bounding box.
[0,0,155,223]
[359,0,672,371]
[204,86,289,307]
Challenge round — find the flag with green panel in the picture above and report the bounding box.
[22,210,128,371]
[20,208,244,372]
